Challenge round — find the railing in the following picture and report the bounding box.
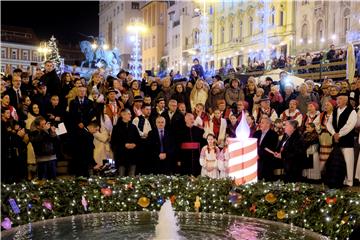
[232,61,354,81]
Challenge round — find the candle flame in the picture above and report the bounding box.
[235,111,250,141]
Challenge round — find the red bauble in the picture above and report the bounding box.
[101,188,113,197]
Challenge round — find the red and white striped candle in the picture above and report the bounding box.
[228,112,258,185]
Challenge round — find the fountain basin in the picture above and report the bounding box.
[2,211,328,240]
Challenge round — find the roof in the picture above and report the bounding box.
[1,25,40,46]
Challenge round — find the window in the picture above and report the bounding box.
[280,10,284,26]
[33,51,38,61]
[185,37,189,47]
[344,8,350,34]
[271,7,275,25]
[229,23,234,41]
[239,21,243,39]
[152,35,156,48]
[194,30,199,45]
[209,31,213,46]
[131,2,139,9]
[1,48,5,58]
[121,3,124,11]
[220,27,224,43]
[11,49,17,59]
[1,65,5,73]
[237,55,244,66]
[22,50,29,60]
[117,6,120,14]
[249,17,253,36]
[316,19,324,43]
[301,24,308,43]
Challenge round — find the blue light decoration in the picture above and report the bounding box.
[8,198,20,214]
[129,31,142,80]
[252,0,275,68]
[197,0,214,79]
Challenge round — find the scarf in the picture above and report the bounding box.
[212,117,221,138]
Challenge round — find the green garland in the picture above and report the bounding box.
[1,175,359,239]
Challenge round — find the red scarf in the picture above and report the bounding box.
[212,117,221,138]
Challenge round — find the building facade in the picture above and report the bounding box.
[0,25,43,74]
[294,0,360,54]
[212,0,295,69]
[141,1,168,73]
[99,1,144,70]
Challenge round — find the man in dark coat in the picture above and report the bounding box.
[147,116,175,174]
[253,116,278,181]
[39,60,61,96]
[177,113,205,176]
[4,75,23,111]
[111,109,141,176]
[161,99,184,134]
[68,86,95,174]
[274,120,306,183]
[74,122,98,177]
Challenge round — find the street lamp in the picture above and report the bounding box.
[127,21,147,80]
[37,41,49,61]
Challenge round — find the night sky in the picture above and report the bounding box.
[1,1,99,45]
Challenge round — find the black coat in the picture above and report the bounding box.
[4,87,24,111]
[68,97,94,133]
[147,128,176,174]
[177,125,205,175]
[253,129,278,181]
[161,109,185,134]
[29,129,59,157]
[277,130,306,182]
[111,120,141,167]
[39,69,61,96]
[73,128,96,177]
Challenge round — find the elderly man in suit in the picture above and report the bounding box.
[253,116,279,181]
[147,116,175,174]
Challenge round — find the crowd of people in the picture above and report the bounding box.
[234,44,359,74]
[1,58,360,188]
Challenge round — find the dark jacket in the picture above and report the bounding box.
[39,69,61,96]
[253,129,279,181]
[147,128,176,174]
[161,109,185,134]
[68,97,94,132]
[278,130,306,182]
[29,129,58,157]
[111,120,141,166]
[205,88,225,111]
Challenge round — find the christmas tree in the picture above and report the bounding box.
[47,35,61,69]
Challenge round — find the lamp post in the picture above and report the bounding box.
[127,22,147,80]
[37,41,49,61]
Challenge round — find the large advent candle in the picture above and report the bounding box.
[228,112,258,185]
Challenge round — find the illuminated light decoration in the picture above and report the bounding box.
[320,37,325,43]
[253,0,275,65]
[307,39,312,44]
[299,38,303,43]
[196,0,214,78]
[127,22,147,80]
[331,34,337,40]
[228,111,258,185]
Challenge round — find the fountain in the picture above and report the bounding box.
[154,200,180,240]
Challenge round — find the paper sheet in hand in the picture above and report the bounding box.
[55,123,67,135]
[265,147,275,155]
